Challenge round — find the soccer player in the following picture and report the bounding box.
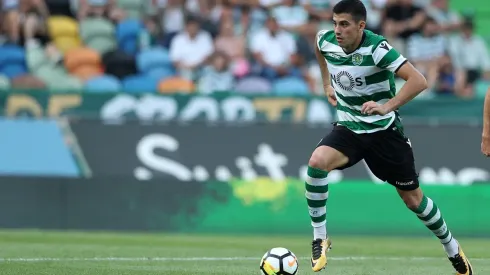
[482,87,490,157]
[305,0,474,274]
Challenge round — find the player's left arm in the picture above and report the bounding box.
[362,41,428,115]
[382,61,428,113]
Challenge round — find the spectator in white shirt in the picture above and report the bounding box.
[169,16,214,80]
[406,17,446,90]
[425,0,462,34]
[448,19,490,97]
[198,51,235,94]
[250,15,302,80]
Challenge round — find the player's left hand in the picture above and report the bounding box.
[482,135,490,157]
[361,101,389,116]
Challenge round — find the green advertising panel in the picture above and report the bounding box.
[0,91,483,123]
[172,179,490,238]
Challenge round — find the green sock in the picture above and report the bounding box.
[305,166,329,240]
[413,195,459,256]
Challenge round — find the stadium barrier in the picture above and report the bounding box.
[0,91,484,123]
[0,177,488,237]
[68,119,488,184]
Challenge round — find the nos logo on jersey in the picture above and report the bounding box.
[331,71,363,91]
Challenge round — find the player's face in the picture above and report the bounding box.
[333,13,365,50]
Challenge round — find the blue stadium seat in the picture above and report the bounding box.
[122,74,158,93]
[136,47,171,74]
[0,45,27,79]
[85,74,122,92]
[116,18,144,55]
[272,77,310,95]
[146,66,175,80]
[234,76,272,94]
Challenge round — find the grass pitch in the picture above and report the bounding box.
[0,230,488,274]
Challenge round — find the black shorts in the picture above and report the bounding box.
[317,123,419,190]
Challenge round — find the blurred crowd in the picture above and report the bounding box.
[0,0,488,98]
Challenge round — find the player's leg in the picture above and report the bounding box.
[365,126,473,275]
[306,124,364,272]
[397,187,473,275]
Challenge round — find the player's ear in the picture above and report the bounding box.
[358,20,366,30]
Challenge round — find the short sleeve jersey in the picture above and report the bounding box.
[316,29,407,134]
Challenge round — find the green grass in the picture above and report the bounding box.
[0,230,488,274]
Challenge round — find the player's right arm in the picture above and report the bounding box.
[482,87,490,157]
[315,30,336,106]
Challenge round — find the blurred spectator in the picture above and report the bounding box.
[271,0,308,33]
[21,0,50,47]
[425,0,462,33]
[72,0,126,22]
[214,18,249,77]
[150,0,186,48]
[300,0,332,21]
[433,54,460,96]
[448,20,490,98]
[2,0,20,43]
[383,0,427,55]
[250,15,301,80]
[197,51,235,94]
[169,16,214,81]
[235,3,268,40]
[406,17,446,90]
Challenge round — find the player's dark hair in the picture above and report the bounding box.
[332,0,367,22]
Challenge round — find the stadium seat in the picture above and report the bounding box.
[272,77,310,95]
[116,18,144,55]
[102,50,137,79]
[234,76,272,94]
[158,77,195,94]
[47,16,81,53]
[80,18,117,55]
[35,66,83,91]
[116,0,146,19]
[122,74,158,93]
[85,74,122,92]
[0,45,28,79]
[26,45,50,74]
[136,47,172,75]
[147,67,174,80]
[64,47,103,81]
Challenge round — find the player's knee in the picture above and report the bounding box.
[308,146,347,172]
[398,188,423,211]
[403,198,420,211]
[308,153,328,171]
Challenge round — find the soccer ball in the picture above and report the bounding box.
[259,247,299,275]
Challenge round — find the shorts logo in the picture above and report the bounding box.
[352,53,363,66]
[335,71,355,91]
[396,181,414,186]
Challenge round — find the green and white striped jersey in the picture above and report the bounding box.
[317,29,407,134]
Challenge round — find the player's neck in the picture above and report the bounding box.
[342,31,365,54]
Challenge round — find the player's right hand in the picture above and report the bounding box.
[325,85,337,107]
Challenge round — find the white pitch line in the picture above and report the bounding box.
[0,256,488,262]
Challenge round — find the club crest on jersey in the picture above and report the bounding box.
[352,53,363,66]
